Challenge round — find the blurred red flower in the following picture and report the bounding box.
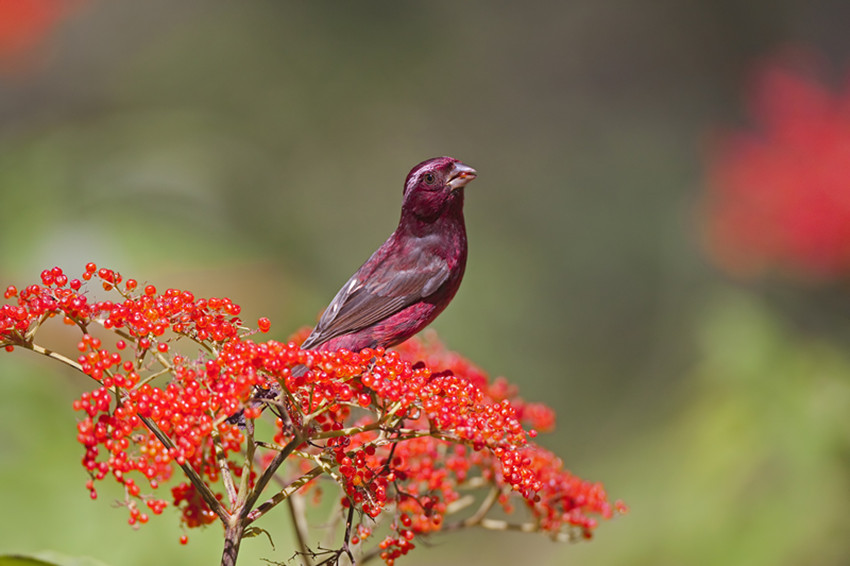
[701,49,850,281]
[0,0,89,74]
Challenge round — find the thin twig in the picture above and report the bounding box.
[474,518,577,541]
[24,312,51,341]
[321,495,347,551]
[247,466,324,524]
[340,503,356,564]
[138,413,230,523]
[235,418,257,508]
[26,342,85,371]
[134,366,173,388]
[454,486,501,528]
[212,427,238,505]
[287,493,314,566]
[443,494,475,515]
[244,433,305,515]
[311,421,385,440]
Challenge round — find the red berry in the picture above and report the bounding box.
[258,317,271,333]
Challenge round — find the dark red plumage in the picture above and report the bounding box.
[302,156,476,352]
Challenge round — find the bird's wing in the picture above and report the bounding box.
[300,247,449,350]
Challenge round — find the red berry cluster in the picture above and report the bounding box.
[2,264,623,562]
[171,482,220,528]
[395,336,622,537]
[220,331,622,549]
[2,265,258,527]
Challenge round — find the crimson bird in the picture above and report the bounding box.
[301,156,477,353]
[229,156,476,424]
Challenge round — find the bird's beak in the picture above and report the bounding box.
[447,162,477,191]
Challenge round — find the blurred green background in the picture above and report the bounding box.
[2,2,850,565]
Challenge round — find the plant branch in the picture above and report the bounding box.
[138,414,230,524]
[475,518,577,541]
[26,342,85,372]
[235,418,257,508]
[221,518,246,566]
[287,493,314,566]
[212,427,238,505]
[446,485,501,528]
[311,420,385,440]
[244,433,303,514]
[19,331,230,525]
[247,466,323,524]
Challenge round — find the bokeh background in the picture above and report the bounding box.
[2,1,850,565]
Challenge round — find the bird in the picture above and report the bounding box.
[300,156,477,353]
[228,156,477,424]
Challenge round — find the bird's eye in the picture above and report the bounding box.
[423,173,436,185]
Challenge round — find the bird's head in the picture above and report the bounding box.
[401,157,477,223]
